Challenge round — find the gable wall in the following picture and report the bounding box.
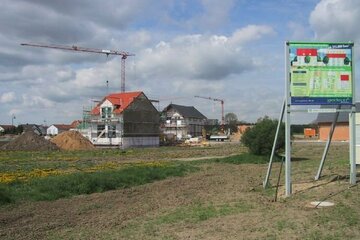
[123,94,160,137]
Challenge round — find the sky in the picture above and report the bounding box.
[1,0,360,126]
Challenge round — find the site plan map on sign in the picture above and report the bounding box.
[289,42,353,105]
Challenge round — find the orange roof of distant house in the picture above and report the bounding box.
[91,91,142,115]
[53,124,72,131]
[70,120,82,128]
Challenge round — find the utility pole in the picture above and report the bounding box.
[11,114,16,126]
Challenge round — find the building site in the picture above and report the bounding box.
[2,1,360,238]
[1,41,241,151]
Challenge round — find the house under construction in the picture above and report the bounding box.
[84,91,159,148]
[161,104,207,140]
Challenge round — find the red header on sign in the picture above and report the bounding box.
[296,49,318,56]
[327,53,346,58]
[340,75,349,81]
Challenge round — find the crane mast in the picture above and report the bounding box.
[21,43,135,93]
[194,95,225,126]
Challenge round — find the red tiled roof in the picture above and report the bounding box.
[53,124,72,130]
[70,120,82,128]
[90,91,142,115]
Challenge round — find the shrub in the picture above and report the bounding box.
[241,116,285,155]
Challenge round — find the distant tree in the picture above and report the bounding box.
[225,113,238,124]
[241,116,285,155]
[225,112,238,133]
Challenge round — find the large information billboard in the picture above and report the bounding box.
[289,42,353,105]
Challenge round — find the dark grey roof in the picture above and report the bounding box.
[164,104,207,119]
[19,124,47,135]
[315,103,360,124]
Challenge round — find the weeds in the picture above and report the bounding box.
[0,163,197,205]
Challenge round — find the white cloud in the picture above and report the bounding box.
[310,0,360,42]
[22,94,54,108]
[230,25,275,46]
[125,30,153,50]
[73,59,120,89]
[0,92,16,103]
[136,25,274,82]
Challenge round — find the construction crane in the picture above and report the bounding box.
[194,95,225,126]
[21,43,135,92]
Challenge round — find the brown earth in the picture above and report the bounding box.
[0,131,59,151]
[229,131,242,142]
[51,131,95,150]
[0,142,359,239]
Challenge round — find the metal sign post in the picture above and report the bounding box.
[263,99,285,188]
[315,107,339,180]
[350,110,357,184]
[350,49,357,184]
[285,42,292,196]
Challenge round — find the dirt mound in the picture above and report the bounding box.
[1,131,59,151]
[230,131,242,142]
[51,131,95,150]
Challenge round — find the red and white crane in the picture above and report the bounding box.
[21,43,135,93]
[194,95,225,126]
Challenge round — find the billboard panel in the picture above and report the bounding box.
[289,42,353,105]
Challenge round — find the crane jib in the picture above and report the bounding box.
[21,42,135,93]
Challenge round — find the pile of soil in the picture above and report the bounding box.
[230,131,242,142]
[1,131,59,151]
[51,131,95,150]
